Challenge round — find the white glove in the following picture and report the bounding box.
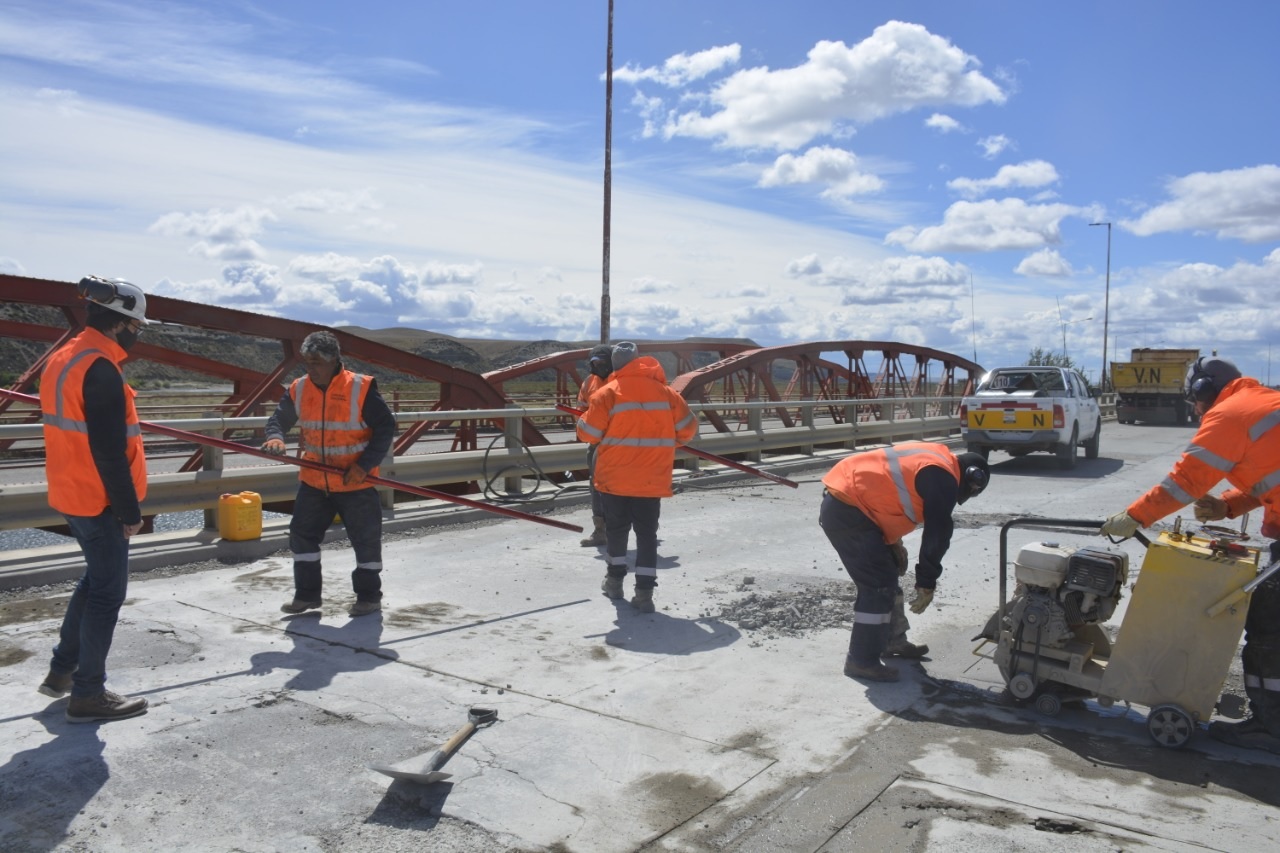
[1101,511,1141,539]
[908,587,934,614]
[1194,495,1228,522]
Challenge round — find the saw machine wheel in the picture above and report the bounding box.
[1008,672,1037,701]
[1147,704,1194,749]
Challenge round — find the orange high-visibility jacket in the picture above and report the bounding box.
[577,373,605,406]
[40,328,147,516]
[1129,378,1280,536]
[575,356,698,498]
[822,441,960,544]
[291,369,379,493]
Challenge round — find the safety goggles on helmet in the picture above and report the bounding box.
[78,275,153,325]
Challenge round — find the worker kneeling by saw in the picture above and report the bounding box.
[1101,356,1280,754]
[819,442,990,682]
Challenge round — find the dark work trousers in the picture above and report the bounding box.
[600,492,661,589]
[51,510,131,698]
[289,482,384,603]
[1243,539,1280,734]
[819,491,900,666]
[586,444,604,518]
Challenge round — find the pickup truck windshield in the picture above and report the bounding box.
[979,370,1065,393]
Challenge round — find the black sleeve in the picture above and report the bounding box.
[356,378,396,472]
[264,385,298,441]
[83,358,142,525]
[913,466,959,589]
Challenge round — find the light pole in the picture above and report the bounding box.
[1061,315,1094,363]
[1090,221,1112,390]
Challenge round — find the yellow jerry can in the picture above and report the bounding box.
[218,491,263,542]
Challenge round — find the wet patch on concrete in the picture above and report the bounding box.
[383,602,472,630]
[232,565,292,593]
[719,728,768,753]
[111,621,201,669]
[0,641,35,667]
[588,646,610,661]
[636,771,726,820]
[0,594,71,627]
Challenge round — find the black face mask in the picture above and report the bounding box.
[116,327,139,351]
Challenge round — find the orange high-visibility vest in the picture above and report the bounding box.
[822,442,960,543]
[575,356,698,498]
[40,328,147,516]
[292,369,378,493]
[1129,378,1280,536]
[577,373,605,406]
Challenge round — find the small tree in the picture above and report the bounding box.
[1026,348,1075,369]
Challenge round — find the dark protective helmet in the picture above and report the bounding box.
[954,451,990,504]
[1185,356,1242,406]
[78,275,151,324]
[587,344,613,379]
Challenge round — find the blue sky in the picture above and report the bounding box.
[2,1,1279,383]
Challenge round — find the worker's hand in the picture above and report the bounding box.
[343,464,368,487]
[1100,510,1141,539]
[1194,495,1229,522]
[908,587,934,614]
[891,542,909,576]
[262,438,287,456]
[122,521,143,539]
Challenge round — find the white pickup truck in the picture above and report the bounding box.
[960,366,1102,469]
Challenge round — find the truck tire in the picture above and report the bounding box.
[966,444,990,461]
[1084,419,1101,459]
[1056,425,1079,469]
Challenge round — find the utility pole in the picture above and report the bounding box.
[599,0,613,344]
[1090,221,1112,390]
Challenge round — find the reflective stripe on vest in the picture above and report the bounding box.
[884,445,953,526]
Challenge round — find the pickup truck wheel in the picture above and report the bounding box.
[1084,419,1101,459]
[966,444,990,461]
[1056,425,1079,469]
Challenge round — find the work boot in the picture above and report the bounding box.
[843,656,900,682]
[66,690,149,724]
[281,597,322,614]
[38,669,75,698]
[348,600,382,617]
[630,588,656,614]
[580,516,607,547]
[601,574,625,600]
[884,639,929,658]
[1208,716,1280,754]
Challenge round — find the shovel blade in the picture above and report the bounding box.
[370,760,452,784]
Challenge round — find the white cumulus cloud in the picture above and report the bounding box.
[886,198,1084,253]
[947,160,1059,198]
[1014,248,1074,277]
[1121,164,1280,242]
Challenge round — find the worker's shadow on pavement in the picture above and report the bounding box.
[248,613,399,691]
[0,713,106,852]
[600,609,740,655]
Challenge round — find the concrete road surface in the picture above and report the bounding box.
[1,422,1277,852]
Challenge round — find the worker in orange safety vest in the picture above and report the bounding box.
[821,442,990,682]
[1102,356,1280,754]
[576,344,614,547]
[575,342,698,613]
[37,275,155,723]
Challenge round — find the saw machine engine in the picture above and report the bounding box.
[994,542,1129,713]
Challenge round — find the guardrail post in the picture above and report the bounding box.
[504,404,523,495]
[843,403,858,449]
[747,405,763,462]
[201,412,224,530]
[799,400,814,455]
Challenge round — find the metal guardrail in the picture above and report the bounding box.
[0,395,1116,531]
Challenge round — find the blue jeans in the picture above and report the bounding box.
[51,510,131,698]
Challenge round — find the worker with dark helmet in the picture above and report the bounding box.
[1102,355,1280,754]
[36,276,155,722]
[576,344,614,547]
[820,442,990,682]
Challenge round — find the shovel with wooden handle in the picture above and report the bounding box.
[370,707,498,784]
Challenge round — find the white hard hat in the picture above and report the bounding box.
[77,275,153,324]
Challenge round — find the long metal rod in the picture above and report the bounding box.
[0,388,583,533]
[557,403,799,488]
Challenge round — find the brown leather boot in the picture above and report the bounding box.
[580,516,607,547]
[843,656,900,682]
[66,690,149,723]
